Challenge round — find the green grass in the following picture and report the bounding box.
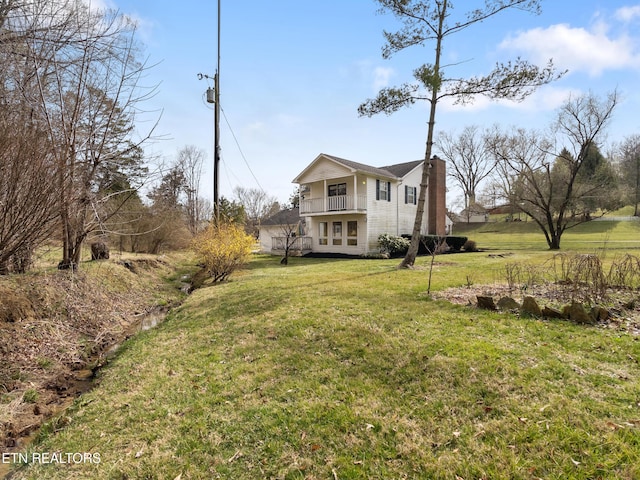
[11,248,640,480]
[455,219,640,252]
[607,205,639,217]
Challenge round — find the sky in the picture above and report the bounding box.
[97,0,640,209]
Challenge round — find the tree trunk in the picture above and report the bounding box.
[399,3,446,269]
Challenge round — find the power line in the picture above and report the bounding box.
[220,106,266,193]
[219,149,243,191]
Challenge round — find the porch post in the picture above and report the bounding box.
[323,179,327,212]
[353,175,358,209]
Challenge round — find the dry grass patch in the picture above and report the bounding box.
[0,253,197,460]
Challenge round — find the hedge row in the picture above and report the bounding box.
[399,234,468,254]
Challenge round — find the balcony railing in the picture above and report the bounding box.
[271,236,312,252]
[300,194,367,214]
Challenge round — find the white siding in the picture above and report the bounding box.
[258,225,281,253]
[296,158,353,184]
[364,177,398,252]
[396,165,429,236]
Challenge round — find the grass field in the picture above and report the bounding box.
[9,224,640,480]
[454,217,640,252]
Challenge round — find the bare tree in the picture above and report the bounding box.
[0,105,60,273]
[358,0,564,268]
[0,0,73,273]
[487,91,619,250]
[19,1,158,268]
[233,186,279,237]
[177,145,206,234]
[278,220,303,266]
[437,126,495,212]
[423,235,447,295]
[617,134,640,216]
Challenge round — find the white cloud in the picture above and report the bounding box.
[439,86,577,114]
[372,66,394,91]
[615,5,640,23]
[499,23,640,76]
[82,0,113,11]
[504,86,580,112]
[439,94,493,113]
[275,113,305,128]
[246,121,267,134]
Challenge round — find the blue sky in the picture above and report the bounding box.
[100,0,640,208]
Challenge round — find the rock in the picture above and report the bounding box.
[90,242,110,260]
[477,296,496,310]
[590,306,609,322]
[565,302,595,325]
[542,306,566,319]
[497,296,520,310]
[520,296,542,317]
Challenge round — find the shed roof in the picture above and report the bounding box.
[261,207,302,226]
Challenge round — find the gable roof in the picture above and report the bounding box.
[293,153,425,183]
[321,154,400,178]
[380,160,423,178]
[261,207,302,226]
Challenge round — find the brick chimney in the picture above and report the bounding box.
[427,155,446,235]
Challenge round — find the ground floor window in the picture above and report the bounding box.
[332,221,342,245]
[318,222,328,245]
[347,221,358,246]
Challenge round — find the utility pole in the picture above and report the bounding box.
[198,0,221,222]
[213,0,221,222]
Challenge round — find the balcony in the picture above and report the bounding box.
[271,236,312,253]
[300,194,367,214]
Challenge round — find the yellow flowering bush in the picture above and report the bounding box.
[192,221,254,282]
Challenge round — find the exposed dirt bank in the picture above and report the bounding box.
[0,255,195,464]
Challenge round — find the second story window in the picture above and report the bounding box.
[328,183,347,196]
[405,185,417,205]
[376,179,391,202]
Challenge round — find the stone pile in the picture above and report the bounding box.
[476,294,609,325]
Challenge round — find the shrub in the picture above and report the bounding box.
[446,236,468,251]
[378,233,410,257]
[400,234,468,254]
[463,239,478,252]
[192,221,255,282]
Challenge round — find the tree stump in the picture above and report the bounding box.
[497,296,520,311]
[563,302,595,325]
[520,296,542,317]
[91,242,110,260]
[477,296,497,310]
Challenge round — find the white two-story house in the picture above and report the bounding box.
[292,153,446,256]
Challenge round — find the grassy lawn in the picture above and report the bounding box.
[9,237,640,479]
[455,218,640,252]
